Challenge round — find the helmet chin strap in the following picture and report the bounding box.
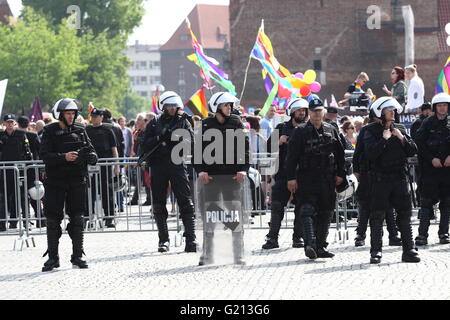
[60,111,77,129]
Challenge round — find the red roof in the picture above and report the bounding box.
[160,4,229,51]
[438,0,450,53]
[0,0,12,24]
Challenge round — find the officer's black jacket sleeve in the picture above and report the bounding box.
[410,119,421,141]
[40,127,67,165]
[24,132,40,160]
[332,127,346,179]
[267,123,283,154]
[352,128,365,174]
[286,126,302,181]
[142,118,159,154]
[415,117,436,164]
[398,126,417,157]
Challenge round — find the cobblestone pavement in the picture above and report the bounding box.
[1,222,450,300]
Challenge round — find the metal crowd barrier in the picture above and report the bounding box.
[0,153,439,248]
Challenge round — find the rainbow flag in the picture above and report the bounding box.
[151,87,160,114]
[186,20,236,95]
[436,56,450,94]
[250,20,292,97]
[185,87,208,118]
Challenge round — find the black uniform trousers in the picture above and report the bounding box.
[418,167,450,237]
[296,171,336,249]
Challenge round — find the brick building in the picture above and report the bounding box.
[160,4,230,102]
[230,0,450,107]
[0,0,12,25]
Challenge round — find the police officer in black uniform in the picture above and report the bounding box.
[142,91,197,253]
[286,98,346,260]
[411,102,433,141]
[85,108,119,228]
[17,115,44,227]
[40,98,98,271]
[262,98,308,250]
[353,110,402,247]
[0,114,34,231]
[363,97,420,264]
[195,91,250,265]
[414,93,450,246]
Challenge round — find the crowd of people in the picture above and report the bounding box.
[0,64,448,271]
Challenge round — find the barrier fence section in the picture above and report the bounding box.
[0,153,437,247]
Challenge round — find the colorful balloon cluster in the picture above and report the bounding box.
[277,69,322,99]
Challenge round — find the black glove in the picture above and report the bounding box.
[160,127,173,143]
[86,152,98,165]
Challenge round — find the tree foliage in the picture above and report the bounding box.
[0,8,85,113]
[22,0,145,39]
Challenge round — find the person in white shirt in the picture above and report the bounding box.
[259,106,276,140]
[405,64,425,113]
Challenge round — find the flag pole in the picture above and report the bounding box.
[239,19,264,103]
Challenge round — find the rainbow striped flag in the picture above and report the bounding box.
[250,20,292,97]
[186,19,236,95]
[87,102,94,121]
[436,56,450,94]
[151,87,160,114]
[185,87,208,118]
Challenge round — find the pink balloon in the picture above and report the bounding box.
[295,73,304,79]
[310,81,322,93]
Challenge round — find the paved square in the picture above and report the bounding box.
[1,224,449,300]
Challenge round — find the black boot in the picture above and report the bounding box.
[292,210,304,248]
[386,208,402,246]
[67,216,88,269]
[232,232,245,265]
[199,232,214,266]
[154,205,170,252]
[181,212,197,253]
[292,236,304,248]
[316,212,334,258]
[355,234,365,247]
[262,201,284,250]
[302,215,317,260]
[42,219,62,272]
[438,205,450,243]
[417,206,432,242]
[262,237,279,249]
[370,251,382,264]
[398,214,420,263]
[369,217,383,264]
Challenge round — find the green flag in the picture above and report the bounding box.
[259,80,278,116]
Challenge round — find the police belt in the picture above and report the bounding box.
[370,170,406,180]
[299,154,335,171]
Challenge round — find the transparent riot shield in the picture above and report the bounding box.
[195,174,251,265]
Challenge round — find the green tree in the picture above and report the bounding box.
[77,32,130,117]
[22,0,145,39]
[117,92,151,120]
[0,8,85,114]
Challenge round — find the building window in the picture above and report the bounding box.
[140,91,148,97]
[130,76,135,85]
[154,61,160,68]
[140,61,147,69]
[313,59,322,71]
[141,76,147,85]
[180,34,189,41]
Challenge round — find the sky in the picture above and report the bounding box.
[7,0,230,45]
